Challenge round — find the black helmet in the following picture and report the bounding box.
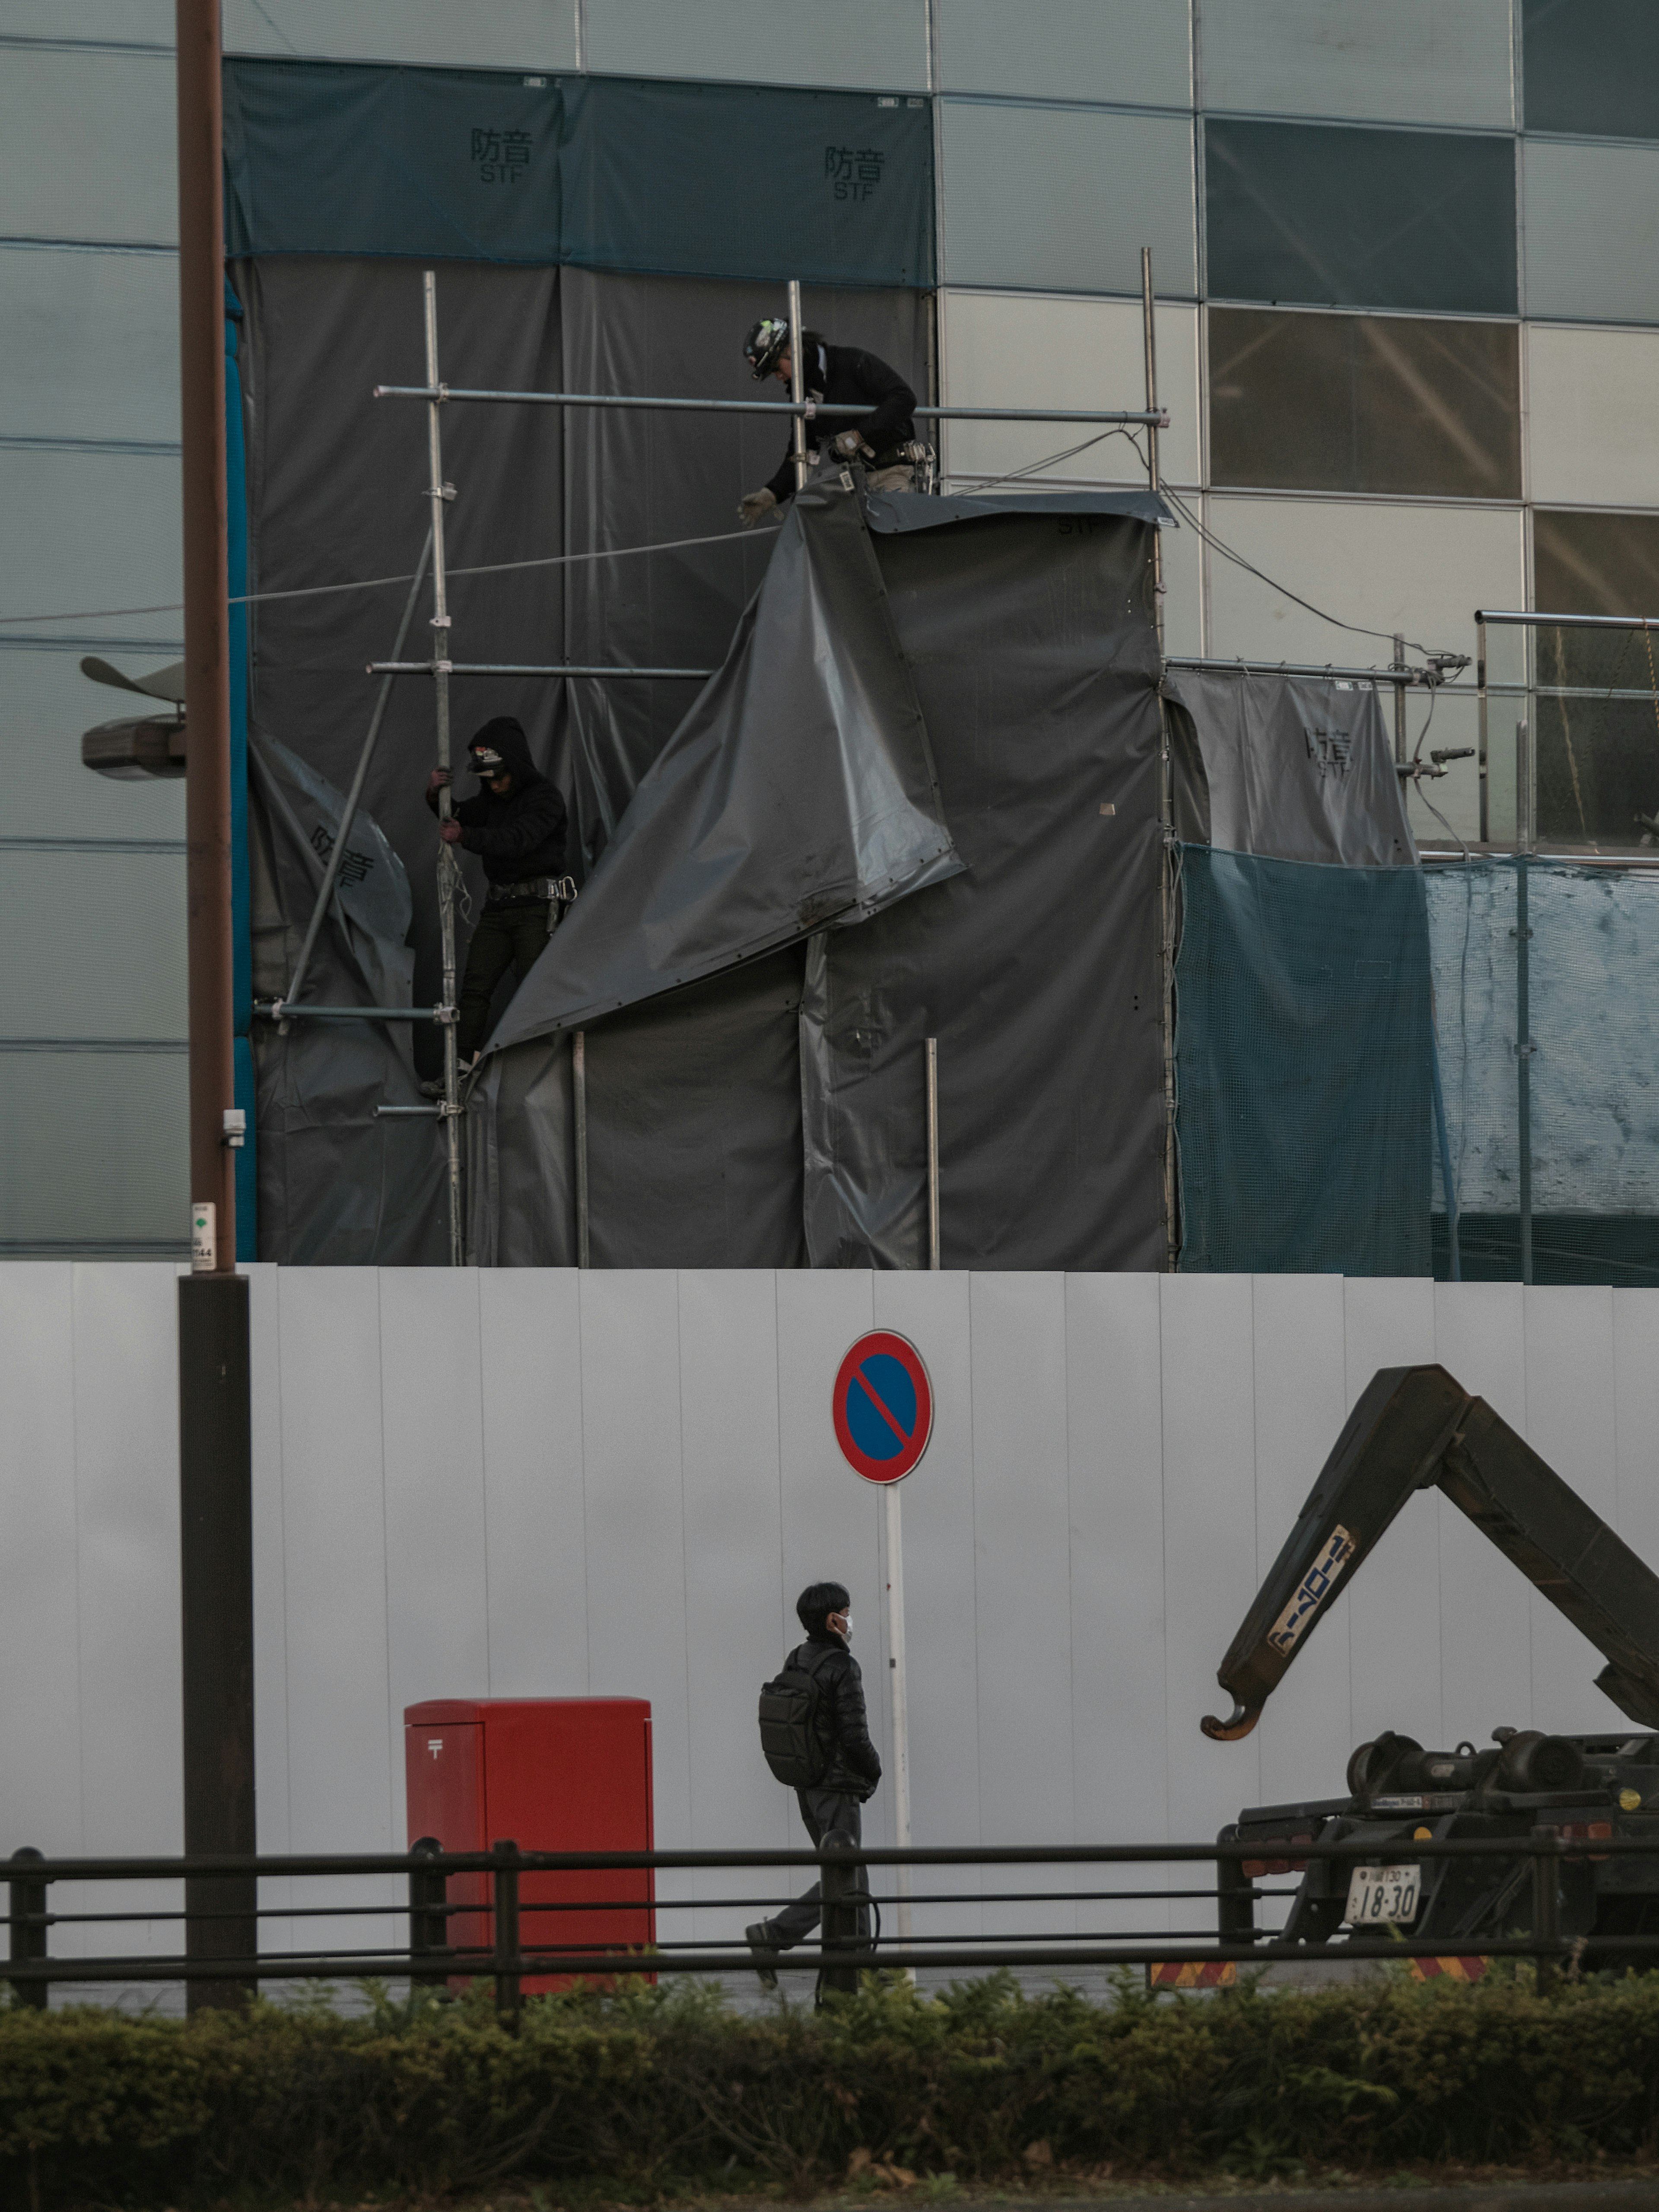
[744,316,790,381]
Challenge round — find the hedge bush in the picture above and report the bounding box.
[3,1969,1659,2208]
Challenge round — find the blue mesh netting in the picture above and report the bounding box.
[1429,858,1659,1285]
[1174,847,1433,1276]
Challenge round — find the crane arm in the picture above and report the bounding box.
[1202,1363,1659,1742]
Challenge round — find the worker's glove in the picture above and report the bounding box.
[439,820,464,845]
[739,486,778,529]
[426,766,451,794]
[832,429,867,460]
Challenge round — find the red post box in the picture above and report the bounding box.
[404,1697,654,1990]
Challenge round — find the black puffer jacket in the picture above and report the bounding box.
[765,337,916,503]
[795,1628,883,1802]
[425,718,567,885]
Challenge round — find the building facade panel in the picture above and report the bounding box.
[0,1054,187,1251]
[1208,306,1521,501]
[1526,324,1659,509]
[585,0,928,91]
[0,45,178,247]
[941,99,1197,295]
[1198,0,1514,132]
[0,848,185,1042]
[940,289,1200,487]
[936,0,1190,109]
[1205,117,1517,316]
[221,0,578,69]
[0,245,178,445]
[1521,0,1659,141]
[1523,137,1659,326]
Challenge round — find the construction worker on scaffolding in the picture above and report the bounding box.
[738,319,919,528]
[423,716,569,1081]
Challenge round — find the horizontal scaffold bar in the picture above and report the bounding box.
[373,384,1169,428]
[1164,654,1434,687]
[368,660,713,678]
[254,1002,454,1022]
[1478,608,1659,631]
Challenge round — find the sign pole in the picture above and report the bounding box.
[883,1482,913,1956]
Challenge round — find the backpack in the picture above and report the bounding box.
[758,1642,836,1787]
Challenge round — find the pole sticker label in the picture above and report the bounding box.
[1267,1524,1357,1656]
[833,1331,933,1484]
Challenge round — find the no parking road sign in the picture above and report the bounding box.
[833,1331,933,1483]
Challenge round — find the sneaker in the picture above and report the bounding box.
[745,1920,780,1990]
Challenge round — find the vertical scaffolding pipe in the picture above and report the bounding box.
[787,279,808,494]
[1516,720,1534,1287]
[573,1030,590,1268]
[176,0,255,2014]
[1477,617,1490,845]
[423,273,464,1268]
[1144,247,1178,1269]
[925,1036,940,1270]
[1392,633,1407,765]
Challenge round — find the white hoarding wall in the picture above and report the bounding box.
[3,1265,1658,1961]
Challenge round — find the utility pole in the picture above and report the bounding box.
[176,0,255,2009]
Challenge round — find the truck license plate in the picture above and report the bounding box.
[1345,1863,1420,1926]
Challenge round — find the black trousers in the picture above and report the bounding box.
[765,1788,864,1948]
[458,900,552,1059]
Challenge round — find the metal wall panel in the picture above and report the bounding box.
[1207,118,1517,315]
[1432,1284,1535,1744]
[1250,1277,1353,1812]
[0,850,184,1042]
[940,289,1200,488]
[0,1265,83,1856]
[0,1053,187,1252]
[1614,1291,1659,1571]
[478,1268,589,1698]
[1199,0,1514,130]
[1159,1276,1262,1840]
[1341,1278,1443,1751]
[0,449,181,659]
[969,1274,1074,1927]
[0,245,178,444]
[937,0,1191,108]
[0,46,177,245]
[222,0,578,70]
[1522,0,1659,140]
[1524,139,1659,326]
[1528,325,1659,508]
[585,0,928,90]
[1066,1273,1171,1926]
[941,100,1197,296]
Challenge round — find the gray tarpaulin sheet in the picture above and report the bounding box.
[469,953,807,1268]
[1163,667,1416,867]
[238,258,928,1062]
[248,730,444,1263]
[801,498,1166,1269]
[486,467,962,1053]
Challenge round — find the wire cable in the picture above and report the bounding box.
[950,425,1147,496]
[0,526,761,631]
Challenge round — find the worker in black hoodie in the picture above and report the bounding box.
[424,715,569,1068]
[745,1580,881,1987]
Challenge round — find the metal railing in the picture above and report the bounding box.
[5,1830,1634,2022]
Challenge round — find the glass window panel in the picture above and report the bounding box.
[1532,510,1659,847]
[585,0,927,89]
[1200,0,1513,131]
[1209,308,1520,498]
[942,100,1197,294]
[1522,139,1659,326]
[1205,118,1517,315]
[937,0,1190,108]
[1522,0,1659,139]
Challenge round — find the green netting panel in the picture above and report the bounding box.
[1175,847,1432,1276]
[1428,857,1659,1286]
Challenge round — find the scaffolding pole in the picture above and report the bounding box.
[373,384,1168,428]
[787,280,808,494]
[369,660,713,680]
[1144,248,1179,1273]
[424,272,463,1268]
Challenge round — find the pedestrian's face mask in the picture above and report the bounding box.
[832,1611,852,1644]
